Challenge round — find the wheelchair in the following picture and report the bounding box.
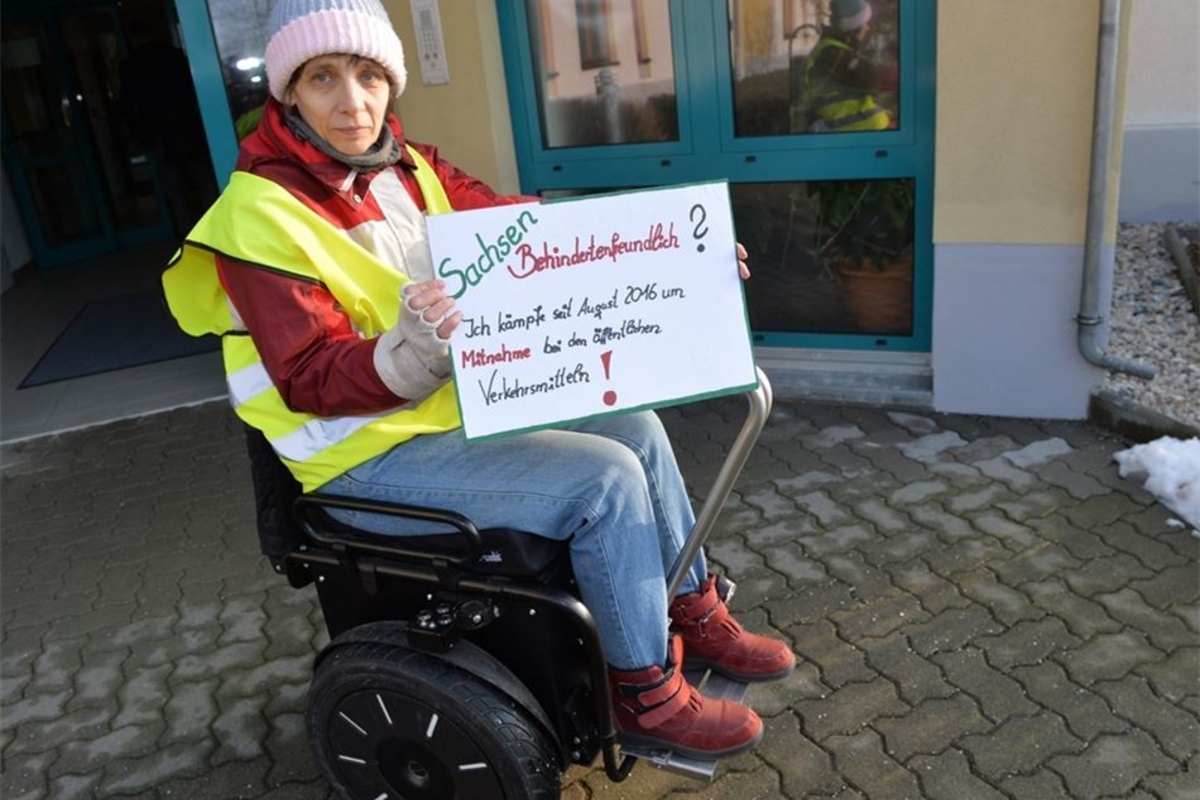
[245,370,773,799]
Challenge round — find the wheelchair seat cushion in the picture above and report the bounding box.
[331,526,567,578]
[244,424,567,578]
[466,528,567,576]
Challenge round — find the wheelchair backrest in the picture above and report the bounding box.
[243,424,308,567]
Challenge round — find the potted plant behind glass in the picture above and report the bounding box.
[811,178,915,335]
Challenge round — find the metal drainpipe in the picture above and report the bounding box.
[1077,0,1156,379]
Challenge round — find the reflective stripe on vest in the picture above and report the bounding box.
[805,38,891,132]
[163,145,460,492]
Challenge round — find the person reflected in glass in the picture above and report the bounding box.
[163,0,790,762]
[804,0,898,132]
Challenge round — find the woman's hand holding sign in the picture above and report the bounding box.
[403,278,463,340]
[373,279,462,401]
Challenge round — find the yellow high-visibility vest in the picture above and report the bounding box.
[163,146,460,492]
[804,37,891,132]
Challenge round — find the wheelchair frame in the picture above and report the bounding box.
[246,369,773,795]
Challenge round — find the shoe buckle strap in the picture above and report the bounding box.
[636,665,682,705]
[692,598,729,638]
[634,669,692,729]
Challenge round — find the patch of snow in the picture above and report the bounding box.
[1114,436,1200,532]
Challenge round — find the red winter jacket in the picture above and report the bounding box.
[215,98,534,416]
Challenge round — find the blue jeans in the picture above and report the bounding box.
[320,410,707,670]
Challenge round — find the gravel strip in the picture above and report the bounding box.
[1105,221,1200,431]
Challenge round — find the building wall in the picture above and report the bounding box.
[934,0,1109,245]
[931,0,1126,419]
[1123,0,1200,126]
[1119,0,1200,222]
[382,0,522,195]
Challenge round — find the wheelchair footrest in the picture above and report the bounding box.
[688,668,751,705]
[618,746,723,781]
[618,669,752,782]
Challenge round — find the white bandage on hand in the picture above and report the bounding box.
[373,291,452,402]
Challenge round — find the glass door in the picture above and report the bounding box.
[717,0,931,348]
[497,0,935,351]
[1,1,207,268]
[1,16,113,266]
[501,0,695,191]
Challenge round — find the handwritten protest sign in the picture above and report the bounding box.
[426,181,757,440]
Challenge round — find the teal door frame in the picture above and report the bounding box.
[174,1,239,191]
[495,0,936,352]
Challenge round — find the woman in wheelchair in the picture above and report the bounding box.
[164,0,793,763]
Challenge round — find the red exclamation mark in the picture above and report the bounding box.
[601,350,617,406]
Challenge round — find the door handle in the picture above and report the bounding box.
[60,96,72,128]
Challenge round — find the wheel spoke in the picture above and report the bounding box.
[339,710,369,736]
[375,694,393,726]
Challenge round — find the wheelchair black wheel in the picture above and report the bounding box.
[307,640,561,800]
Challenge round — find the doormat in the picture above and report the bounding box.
[19,290,220,389]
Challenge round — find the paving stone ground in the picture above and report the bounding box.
[2,395,1196,799]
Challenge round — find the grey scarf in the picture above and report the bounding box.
[283,107,402,171]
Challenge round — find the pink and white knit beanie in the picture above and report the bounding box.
[265,0,407,102]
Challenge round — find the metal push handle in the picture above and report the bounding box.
[665,366,773,601]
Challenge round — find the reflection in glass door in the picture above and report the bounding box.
[733,177,914,338]
[200,0,273,139]
[527,0,678,148]
[729,0,899,137]
[499,0,934,350]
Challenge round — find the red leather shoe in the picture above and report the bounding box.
[609,636,763,760]
[670,573,795,682]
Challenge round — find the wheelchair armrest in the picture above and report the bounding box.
[293,493,486,566]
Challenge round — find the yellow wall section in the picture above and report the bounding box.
[935,0,1128,246]
[382,0,522,195]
